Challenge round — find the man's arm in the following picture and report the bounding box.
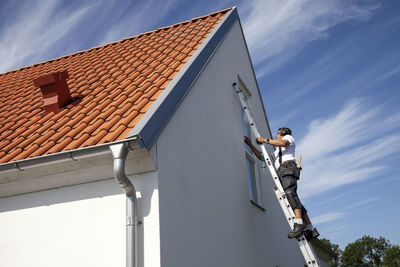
[256,136,289,147]
[244,136,263,160]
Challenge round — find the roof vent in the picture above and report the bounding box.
[33,71,72,113]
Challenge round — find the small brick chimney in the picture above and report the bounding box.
[33,71,71,113]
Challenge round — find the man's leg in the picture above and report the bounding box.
[294,208,302,219]
[286,191,308,238]
[279,175,308,238]
[303,212,311,225]
[302,212,320,239]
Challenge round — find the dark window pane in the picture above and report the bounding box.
[246,157,258,202]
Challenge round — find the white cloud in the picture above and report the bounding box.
[311,197,378,226]
[0,0,186,74]
[312,211,345,224]
[240,0,379,77]
[98,0,180,46]
[346,197,379,210]
[0,1,94,73]
[323,224,348,240]
[297,98,400,198]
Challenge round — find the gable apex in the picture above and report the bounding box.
[130,7,239,149]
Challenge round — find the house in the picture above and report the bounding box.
[0,7,331,267]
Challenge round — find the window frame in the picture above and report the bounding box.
[239,81,265,211]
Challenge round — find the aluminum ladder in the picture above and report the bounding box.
[233,82,319,267]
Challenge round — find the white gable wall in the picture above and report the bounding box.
[154,20,305,266]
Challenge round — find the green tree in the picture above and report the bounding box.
[320,238,342,267]
[382,245,400,266]
[341,235,390,267]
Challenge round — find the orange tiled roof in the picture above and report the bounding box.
[0,8,231,164]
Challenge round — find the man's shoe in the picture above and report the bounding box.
[304,230,313,240]
[311,228,320,239]
[304,228,320,240]
[288,223,307,239]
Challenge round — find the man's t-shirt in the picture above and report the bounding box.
[273,135,295,169]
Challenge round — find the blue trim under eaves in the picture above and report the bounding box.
[129,8,239,149]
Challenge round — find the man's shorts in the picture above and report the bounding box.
[278,161,307,213]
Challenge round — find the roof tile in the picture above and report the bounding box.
[48,127,72,143]
[0,139,11,150]
[55,136,74,150]
[34,129,57,145]
[17,144,39,159]
[82,110,101,125]
[87,129,108,146]
[1,148,23,163]
[29,140,56,158]
[67,133,91,150]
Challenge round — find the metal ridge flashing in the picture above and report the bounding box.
[0,137,138,173]
[128,7,239,149]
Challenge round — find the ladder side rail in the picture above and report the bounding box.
[234,84,296,225]
[233,83,319,267]
[299,238,319,266]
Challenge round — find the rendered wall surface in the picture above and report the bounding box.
[154,20,305,267]
[131,171,161,267]
[0,155,160,267]
[0,179,126,267]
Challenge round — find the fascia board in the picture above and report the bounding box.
[128,7,239,149]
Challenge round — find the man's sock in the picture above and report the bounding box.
[307,224,313,230]
[294,218,303,224]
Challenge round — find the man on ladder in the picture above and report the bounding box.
[244,127,319,240]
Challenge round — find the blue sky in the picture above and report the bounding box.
[1,0,399,249]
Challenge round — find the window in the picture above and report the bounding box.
[246,155,258,203]
[239,84,264,210]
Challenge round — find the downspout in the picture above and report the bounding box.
[110,142,137,267]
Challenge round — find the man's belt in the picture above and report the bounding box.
[280,160,295,167]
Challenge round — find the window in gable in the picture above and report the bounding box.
[238,80,264,211]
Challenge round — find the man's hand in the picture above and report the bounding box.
[244,136,252,146]
[256,137,267,144]
[243,136,262,160]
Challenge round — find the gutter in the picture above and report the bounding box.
[0,137,138,173]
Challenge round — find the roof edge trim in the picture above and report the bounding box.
[128,7,238,149]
